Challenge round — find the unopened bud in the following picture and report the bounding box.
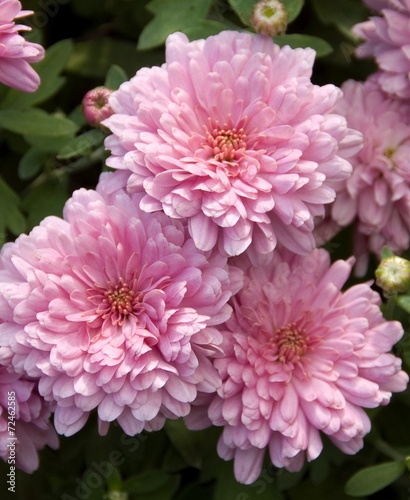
[250,0,288,37]
[106,493,127,500]
[375,255,410,297]
[82,86,114,128]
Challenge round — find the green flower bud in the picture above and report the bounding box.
[375,255,410,297]
[250,0,288,37]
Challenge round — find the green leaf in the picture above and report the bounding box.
[105,466,123,492]
[381,246,395,259]
[36,39,74,75]
[396,446,410,457]
[173,481,214,500]
[104,65,129,90]
[24,133,76,154]
[214,460,284,500]
[66,38,143,80]
[123,471,180,499]
[137,0,213,50]
[21,179,68,230]
[311,0,368,37]
[164,419,206,469]
[0,176,26,246]
[289,469,352,500]
[182,19,231,41]
[0,109,78,137]
[0,39,73,110]
[276,467,305,491]
[227,0,257,27]
[345,461,406,497]
[57,129,105,160]
[123,471,171,494]
[273,34,333,56]
[282,0,305,23]
[80,469,106,500]
[18,148,48,180]
[397,295,410,314]
[68,104,88,128]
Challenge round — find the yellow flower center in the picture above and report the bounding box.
[272,322,308,363]
[206,122,247,162]
[93,277,144,326]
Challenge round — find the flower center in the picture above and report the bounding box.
[105,279,135,314]
[94,277,143,326]
[272,322,308,363]
[206,122,247,162]
[384,147,396,159]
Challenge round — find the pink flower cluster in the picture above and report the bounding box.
[329,79,410,275]
[315,2,410,274]
[353,0,410,99]
[0,0,45,92]
[0,29,408,484]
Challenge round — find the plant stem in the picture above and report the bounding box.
[373,438,406,462]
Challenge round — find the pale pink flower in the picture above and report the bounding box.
[103,31,361,260]
[328,79,410,275]
[353,0,410,99]
[0,172,243,437]
[186,248,408,484]
[0,0,45,92]
[0,366,58,473]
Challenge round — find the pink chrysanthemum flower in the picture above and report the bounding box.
[186,248,408,484]
[353,0,410,99]
[328,79,410,275]
[0,172,243,437]
[0,0,45,92]
[0,366,58,473]
[103,31,362,260]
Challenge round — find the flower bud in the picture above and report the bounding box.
[375,255,410,297]
[250,0,288,37]
[82,86,114,128]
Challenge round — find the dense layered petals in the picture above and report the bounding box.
[323,79,410,275]
[0,0,44,92]
[0,172,243,436]
[103,30,362,260]
[353,0,410,99]
[0,366,58,472]
[185,248,408,484]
